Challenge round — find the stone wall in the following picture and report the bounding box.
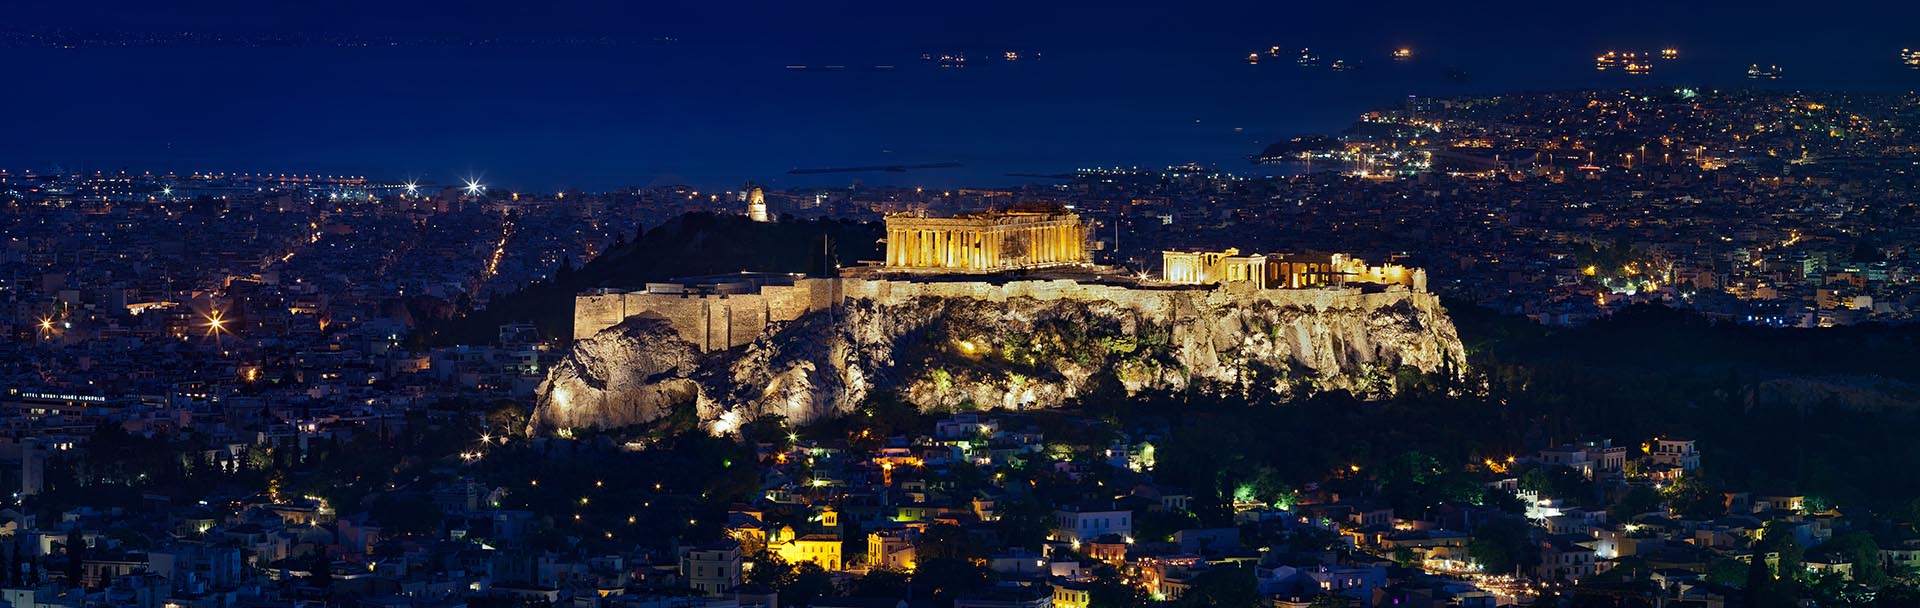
[575,277,1431,353]
[574,279,840,351]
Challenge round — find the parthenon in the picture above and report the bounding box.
[883,211,1090,272]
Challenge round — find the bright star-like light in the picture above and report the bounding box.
[404,180,420,196]
[463,178,486,196]
[203,310,229,336]
[161,186,173,196]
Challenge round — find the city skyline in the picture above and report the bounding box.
[7,4,1920,608]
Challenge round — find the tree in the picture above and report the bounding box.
[913,541,994,606]
[996,496,1056,549]
[785,563,835,608]
[844,567,910,598]
[1086,563,1149,608]
[745,550,795,588]
[915,523,983,562]
[63,528,83,588]
[1743,552,1773,605]
[1518,465,1594,505]
[1705,558,1747,586]
[307,551,333,591]
[1467,518,1537,576]
[1171,564,1260,608]
[368,492,444,535]
[1812,532,1886,587]
[1663,474,1724,519]
[1773,533,1803,608]
[1609,485,1663,522]
[1747,522,1805,608]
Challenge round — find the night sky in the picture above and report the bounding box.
[6,0,1918,190]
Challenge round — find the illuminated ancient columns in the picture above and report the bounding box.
[882,212,1086,271]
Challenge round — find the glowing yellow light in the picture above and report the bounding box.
[203,310,229,336]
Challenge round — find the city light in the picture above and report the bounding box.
[7,17,1916,605]
[203,310,229,336]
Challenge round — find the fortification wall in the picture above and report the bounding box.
[574,294,633,341]
[574,279,839,352]
[574,277,1427,352]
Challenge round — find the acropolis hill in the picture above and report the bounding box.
[532,211,1467,435]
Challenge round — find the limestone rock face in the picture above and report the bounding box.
[528,318,704,434]
[532,289,1467,435]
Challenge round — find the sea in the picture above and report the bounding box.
[4,37,1917,192]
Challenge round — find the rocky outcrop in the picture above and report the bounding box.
[529,318,704,432]
[530,287,1467,435]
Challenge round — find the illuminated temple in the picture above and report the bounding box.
[1161,248,1427,292]
[883,211,1090,272]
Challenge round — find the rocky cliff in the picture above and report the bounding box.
[529,287,1467,435]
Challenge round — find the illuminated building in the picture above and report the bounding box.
[1049,506,1130,543]
[1648,437,1700,472]
[883,210,1090,272]
[775,534,844,570]
[747,186,770,223]
[1052,581,1093,608]
[867,530,917,570]
[1161,249,1427,292]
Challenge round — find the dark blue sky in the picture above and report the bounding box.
[6,0,1918,190]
